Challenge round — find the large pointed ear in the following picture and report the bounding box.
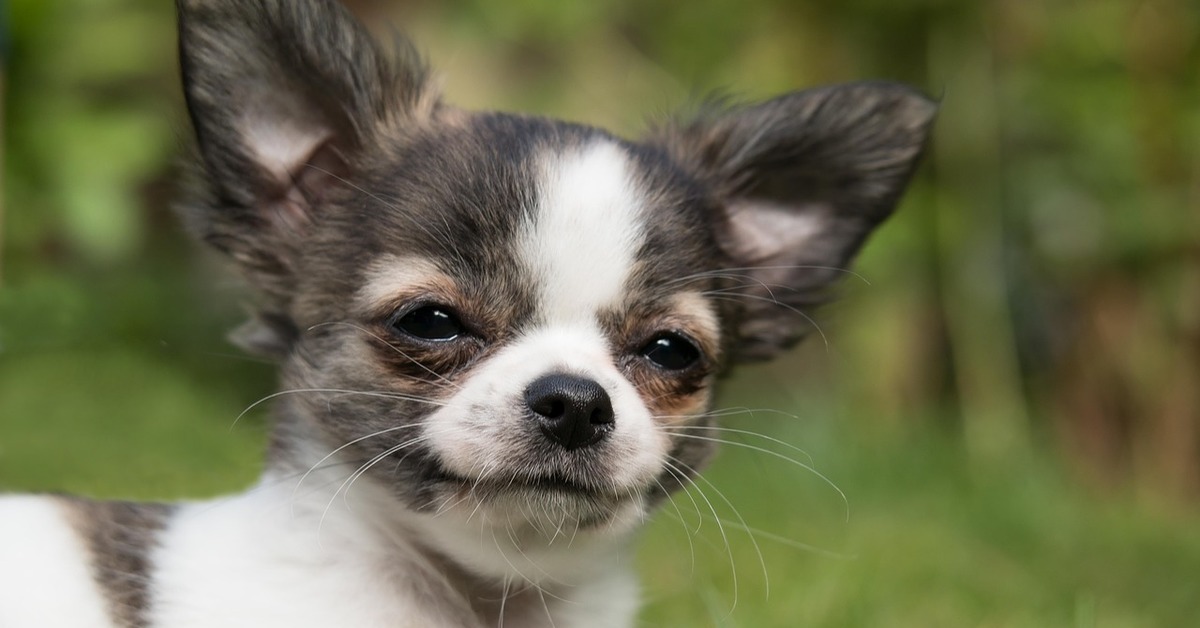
[175,0,436,308]
[651,82,936,362]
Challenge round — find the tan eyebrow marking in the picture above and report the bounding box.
[357,254,453,312]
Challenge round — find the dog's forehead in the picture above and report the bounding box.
[349,114,720,320]
[524,140,645,323]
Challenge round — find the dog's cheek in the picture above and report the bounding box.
[624,367,713,426]
[365,334,480,395]
[294,335,456,458]
[651,388,712,427]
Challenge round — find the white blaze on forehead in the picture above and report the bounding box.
[524,141,646,324]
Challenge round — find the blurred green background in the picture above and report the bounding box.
[3,0,1199,626]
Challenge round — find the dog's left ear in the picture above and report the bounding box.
[651,82,936,362]
[176,0,437,356]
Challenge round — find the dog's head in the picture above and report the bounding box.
[176,0,933,549]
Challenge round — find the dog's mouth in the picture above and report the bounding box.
[429,465,625,499]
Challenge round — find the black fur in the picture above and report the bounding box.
[64,499,175,628]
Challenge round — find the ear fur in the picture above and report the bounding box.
[175,0,437,356]
[651,82,937,362]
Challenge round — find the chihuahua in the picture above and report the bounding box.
[0,0,934,626]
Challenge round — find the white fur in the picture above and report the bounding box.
[149,479,442,627]
[0,496,114,628]
[426,324,667,493]
[420,142,666,575]
[524,141,646,324]
[148,464,638,628]
[380,141,655,621]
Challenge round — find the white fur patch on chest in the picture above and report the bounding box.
[148,485,465,628]
[0,496,115,628]
[523,141,646,325]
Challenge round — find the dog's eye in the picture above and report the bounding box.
[639,333,701,371]
[390,305,465,342]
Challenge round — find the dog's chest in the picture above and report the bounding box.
[0,497,114,627]
[0,491,635,628]
[147,495,497,628]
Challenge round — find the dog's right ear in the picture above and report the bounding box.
[176,0,435,317]
[650,83,936,362]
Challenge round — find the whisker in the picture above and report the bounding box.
[502,524,572,592]
[496,571,510,628]
[704,293,830,349]
[669,264,871,287]
[232,387,452,429]
[291,422,429,514]
[651,475,697,575]
[660,463,705,535]
[316,428,461,540]
[659,424,815,467]
[666,432,849,522]
[662,458,738,616]
[670,456,769,602]
[306,321,461,391]
[537,585,558,628]
[715,519,855,560]
[654,406,805,423]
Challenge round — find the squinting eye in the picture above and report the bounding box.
[639,333,701,371]
[390,305,465,342]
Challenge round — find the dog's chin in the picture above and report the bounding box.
[426,465,648,533]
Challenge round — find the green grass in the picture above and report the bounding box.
[2,321,1198,627]
[637,416,1200,627]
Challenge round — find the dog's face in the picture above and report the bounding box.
[176,0,934,539]
[285,120,730,532]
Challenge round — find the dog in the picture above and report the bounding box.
[0,0,935,626]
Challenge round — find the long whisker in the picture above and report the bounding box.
[654,406,805,422]
[316,429,457,540]
[659,463,705,535]
[232,387,452,428]
[652,474,698,574]
[666,432,849,522]
[291,422,429,514]
[703,293,830,349]
[659,425,815,467]
[496,571,510,628]
[669,264,871,287]
[715,519,855,560]
[502,524,573,592]
[537,584,558,628]
[662,457,738,616]
[670,456,769,602]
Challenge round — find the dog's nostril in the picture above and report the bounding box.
[524,374,614,450]
[532,399,566,419]
[590,405,614,425]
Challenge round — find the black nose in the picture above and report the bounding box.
[524,374,615,450]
